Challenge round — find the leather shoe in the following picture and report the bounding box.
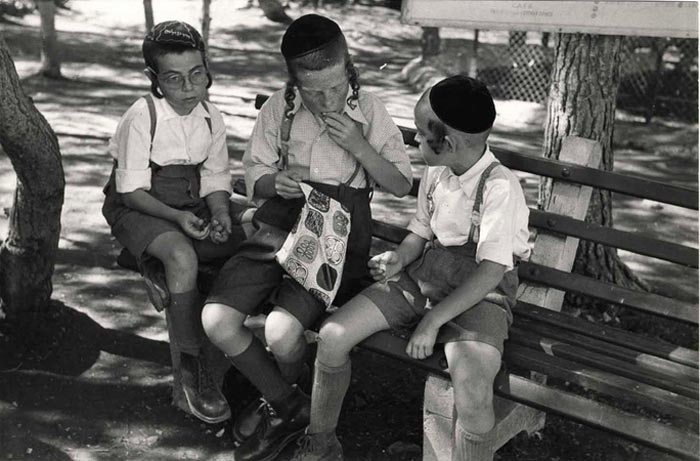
[180,352,231,424]
[232,397,267,443]
[234,386,310,461]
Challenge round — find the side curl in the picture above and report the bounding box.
[345,58,360,110]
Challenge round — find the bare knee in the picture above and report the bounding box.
[452,373,494,422]
[162,243,198,279]
[265,310,305,358]
[201,303,248,353]
[316,321,353,364]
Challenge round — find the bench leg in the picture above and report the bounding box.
[423,373,545,461]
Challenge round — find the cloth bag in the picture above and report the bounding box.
[275,183,352,308]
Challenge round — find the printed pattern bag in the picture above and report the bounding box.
[275,183,352,308]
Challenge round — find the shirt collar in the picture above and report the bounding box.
[291,87,368,126]
[456,146,498,187]
[156,96,211,121]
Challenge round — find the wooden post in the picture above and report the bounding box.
[143,0,154,32]
[423,136,602,461]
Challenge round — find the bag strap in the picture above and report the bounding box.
[278,113,294,170]
[467,161,501,244]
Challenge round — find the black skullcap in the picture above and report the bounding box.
[429,75,496,134]
[145,20,205,51]
[281,14,343,60]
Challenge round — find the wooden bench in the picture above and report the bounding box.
[118,94,697,459]
[251,94,698,460]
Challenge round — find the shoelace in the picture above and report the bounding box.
[295,434,316,456]
[256,399,277,433]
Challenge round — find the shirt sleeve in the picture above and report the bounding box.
[362,95,412,184]
[242,93,284,203]
[199,106,232,197]
[475,177,518,270]
[407,168,434,241]
[113,106,152,194]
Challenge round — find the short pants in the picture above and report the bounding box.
[360,241,518,354]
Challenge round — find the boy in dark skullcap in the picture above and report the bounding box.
[294,75,530,460]
[102,21,249,424]
[200,14,412,460]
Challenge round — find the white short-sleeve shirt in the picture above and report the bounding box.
[407,148,531,270]
[108,96,232,197]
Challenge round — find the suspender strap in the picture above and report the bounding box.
[467,161,500,244]
[277,109,365,188]
[201,101,213,134]
[144,94,157,154]
[142,95,213,155]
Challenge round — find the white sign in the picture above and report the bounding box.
[401,1,698,38]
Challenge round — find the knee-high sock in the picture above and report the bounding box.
[308,358,351,434]
[453,422,494,461]
[167,289,203,355]
[277,342,308,385]
[228,337,293,403]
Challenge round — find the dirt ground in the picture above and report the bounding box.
[0,1,697,460]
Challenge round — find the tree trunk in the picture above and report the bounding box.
[258,0,292,24]
[201,0,211,50]
[0,34,65,321]
[541,33,647,305]
[35,0,61,78]
[143,0,154,32]
[421,27,440,60]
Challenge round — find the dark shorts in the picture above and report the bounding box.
[206,181,372,329]
[361,242,518,354]
[103,163,246,262]
[111,201,247,262]
[206,223,327,328]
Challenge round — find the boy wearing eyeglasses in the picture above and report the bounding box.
[102,21,247,424]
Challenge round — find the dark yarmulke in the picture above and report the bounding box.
[429,75,496,134]
[281,14,342,60]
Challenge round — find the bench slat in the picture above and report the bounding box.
[499,374,700,460]
[505,343,699,422]
[519,262,698,324]
[397,125,697,210]
[509,327,699,398]
[514,316,698,383]
[359,331,699,459]
[254,93,698,209]
[529,210,699,268]
[514,302,699,368]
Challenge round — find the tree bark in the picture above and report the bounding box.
[35,0,61,78]
[201,0,211,50]
[541,33,646,301]
[143,0,154,32]
[0,34,65,321]
[421,27,440,60]
[258,0,292,24]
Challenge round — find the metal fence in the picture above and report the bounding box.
[434,31,698,122]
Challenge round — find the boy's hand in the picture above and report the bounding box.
[275,170,304,199]
[406,317,439,360]
[210,209,232,243]
[368,251,402,282]
[177,211,210,240]
[323,113,368,154]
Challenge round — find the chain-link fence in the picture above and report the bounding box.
[430,30,698,122]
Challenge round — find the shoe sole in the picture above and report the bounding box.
[183,391,232,424]
[252,427,307,461]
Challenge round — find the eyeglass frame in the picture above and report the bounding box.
[147,65,210,90]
